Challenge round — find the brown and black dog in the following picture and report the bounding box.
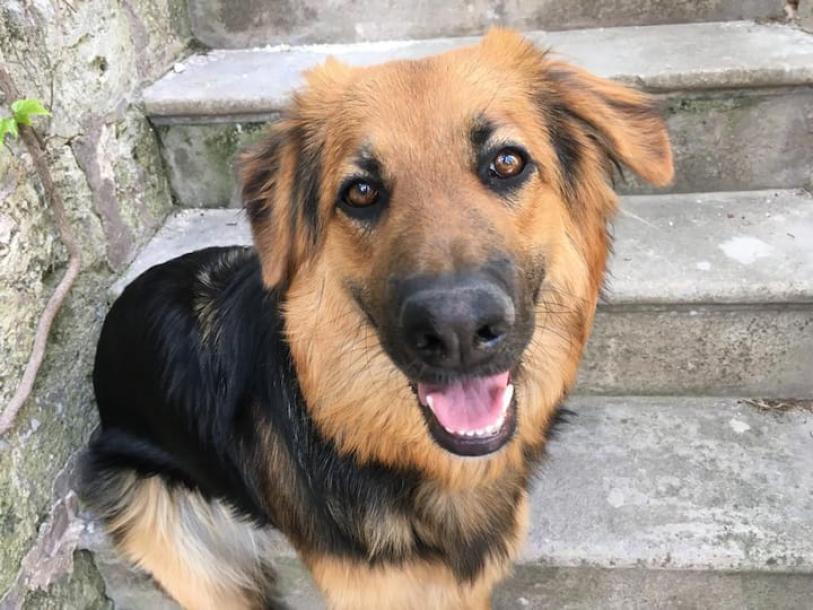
[82,29,672,609]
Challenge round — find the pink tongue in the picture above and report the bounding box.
[418,372,510,432]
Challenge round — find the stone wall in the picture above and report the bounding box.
[0,1,190,606]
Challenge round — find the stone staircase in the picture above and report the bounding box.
[91,2,813,608]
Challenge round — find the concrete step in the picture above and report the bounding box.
[113,189,813,397]
[187,0,788,48]
[83,396,813,609]
[143,21,813,207]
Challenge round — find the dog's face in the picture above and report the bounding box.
[241,30,672,484]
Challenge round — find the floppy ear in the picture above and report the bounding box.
[543,61,674,187]
[239,57,355,289]
[478,29,672,187]
[238,120,323,289]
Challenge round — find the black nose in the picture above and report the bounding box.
[399,274,515,370]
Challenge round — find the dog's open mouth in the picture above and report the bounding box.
[416,372,517,457]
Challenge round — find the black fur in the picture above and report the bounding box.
[546,104,583,196]
[84,246,525,588]
[355,150,384,179]
[469,115,495,150]
[290,125,323,239]
[242,133,284,224]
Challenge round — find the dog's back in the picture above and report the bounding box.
[84,247,288,609]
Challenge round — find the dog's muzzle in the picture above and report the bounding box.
[385,266,523,456]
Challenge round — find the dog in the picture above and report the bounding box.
[82,29,672,610]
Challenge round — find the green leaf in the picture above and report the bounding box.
[0,116,19,141]
[11,98,50,126]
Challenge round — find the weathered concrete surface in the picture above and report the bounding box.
[609,190,813,305]
[187,0,787,48]
[111,208,251,293]
[626,87,813,195]
[493,565,813,610]
[82,558,813,610]
[115,191,813,304]
[523,396,813,570]
[145,22,813,118]
[583,190,813,394]
[581,305,813,396]
[110,189,813,396]
[157,88,813,206]
[0,0,189,606]
[143,22,813,203]
[155,120,270,208]
[82,397,813,608]
[802,0,813,31]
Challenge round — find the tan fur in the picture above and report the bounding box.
[306,496,529,610]
[308,556,498,610]
[276,29,662,489]
[106,476,275,610]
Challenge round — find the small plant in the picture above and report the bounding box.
[0,98,50,143]
[0,85,79,438]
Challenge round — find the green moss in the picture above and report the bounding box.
[202,121,267,165]
[157,121,272,207]
[665,92,761,117]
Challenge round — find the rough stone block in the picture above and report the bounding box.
[187,0,786,48]
[18,551,111,610]
[156,121,270,208]
[0,0,189,604]
[143,22,813,204]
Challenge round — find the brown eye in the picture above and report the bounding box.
[343,181,380,207]
[490,148,526,178]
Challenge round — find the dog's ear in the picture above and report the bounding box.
[479,29,673,187]
[542,61,674,187]
[239,58,353,289]
[238,121,321,289]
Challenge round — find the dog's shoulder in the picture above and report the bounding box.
[96,246,269,418]
[91,246,291,518]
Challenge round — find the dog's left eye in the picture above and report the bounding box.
[489,148,526,179]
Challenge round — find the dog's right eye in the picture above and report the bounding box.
[343,181,380,208]
[338,179,387,222]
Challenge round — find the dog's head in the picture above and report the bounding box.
[240,30,672,485]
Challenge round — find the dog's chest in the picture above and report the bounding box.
[303,485,529,609]
[353,477,528,580]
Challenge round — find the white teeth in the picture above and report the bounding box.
[444,411,508,438]
[502,384,514,413]
[425,395,434,409]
